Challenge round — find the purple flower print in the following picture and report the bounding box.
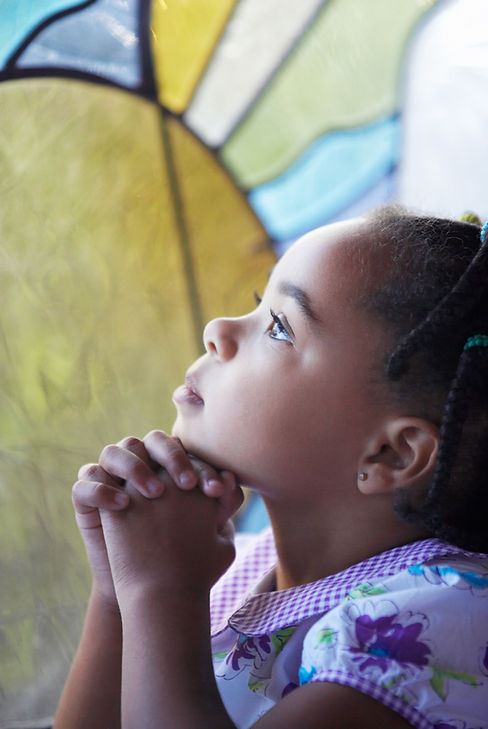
[350,613,431,673]
[281,682,298,697]
[227,634,271,671]
[481,641,488,676]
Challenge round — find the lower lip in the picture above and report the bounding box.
[172,384,204,407]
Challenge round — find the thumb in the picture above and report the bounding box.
[216,471,243,530]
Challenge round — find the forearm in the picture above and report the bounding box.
[120,588,236,729]
[54,586,122,729]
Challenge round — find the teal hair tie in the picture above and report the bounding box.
[464,334,488,351]
[481,220,488,242]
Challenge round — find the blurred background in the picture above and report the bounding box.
[1,0,487,724]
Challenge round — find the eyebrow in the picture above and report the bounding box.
[278,281,321,323]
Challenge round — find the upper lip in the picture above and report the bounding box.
[185,373,203,402]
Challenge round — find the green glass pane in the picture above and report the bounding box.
[221,0,438,188]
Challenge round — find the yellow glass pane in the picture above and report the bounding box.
[0,77,273,721]
[151,0,237,113]
[164,115,275,325]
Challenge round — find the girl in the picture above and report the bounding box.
[55,207,488,729]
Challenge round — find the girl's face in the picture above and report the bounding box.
[172,219,389,502]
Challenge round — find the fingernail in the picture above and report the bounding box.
[114,491,129,506]
[148,478,164,496]
[205,478,223,495]
[179,471,197,488]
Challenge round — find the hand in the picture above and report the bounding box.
[74,432,239,603]
[72,438,153,607]
[98,431,238,529]
[100,472,243,604]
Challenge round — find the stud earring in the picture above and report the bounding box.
[358,472,368,481]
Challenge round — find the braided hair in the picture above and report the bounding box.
[363,205,488,552]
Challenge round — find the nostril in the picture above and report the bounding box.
[203,317,238,361]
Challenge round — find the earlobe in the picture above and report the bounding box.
[357,418,439,495]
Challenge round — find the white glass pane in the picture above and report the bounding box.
[184,0,326,147]
[399,0,488,221]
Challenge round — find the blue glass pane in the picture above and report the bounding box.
[236,493,269,533]
[0,1,87,67]
[274,171,397,257]
[326,169,397,223]
[249,116,400,241]
[17,0,141,87]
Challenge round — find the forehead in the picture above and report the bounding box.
[271,219,369,300]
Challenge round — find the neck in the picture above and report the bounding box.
[261,493,430,591]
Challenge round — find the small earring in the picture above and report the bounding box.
[358,472,368,481]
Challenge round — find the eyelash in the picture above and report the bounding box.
[253,292,292,343]
[268,308,292,342]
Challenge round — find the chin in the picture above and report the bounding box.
[172,421,219,468]
[171,422,242,478]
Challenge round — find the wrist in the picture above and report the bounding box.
[118,580,210,618]
[90,581,121,618]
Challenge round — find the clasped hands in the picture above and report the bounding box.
[72,431,243,609]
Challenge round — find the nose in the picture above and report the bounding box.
[203,317,239,361]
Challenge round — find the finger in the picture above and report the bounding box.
[143,430,198,490]
[218,519,236,541]
[215,471,244,529]
[117,436,156,468]
[78,462,124,488]
[188,456,227,497]
[99,444,164,498]
[72,479,129,514]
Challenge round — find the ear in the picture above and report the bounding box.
[357,417,439,496]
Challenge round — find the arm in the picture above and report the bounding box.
[54,433,234,729]
[100,480,413,729]
[54,587,123,729]
[54,459,129,729]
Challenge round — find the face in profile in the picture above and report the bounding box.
[172,219,387,503]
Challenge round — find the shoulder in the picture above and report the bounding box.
[299,551,488,728]
[252,680,418,728]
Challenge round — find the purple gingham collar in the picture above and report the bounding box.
[211,527,481,637]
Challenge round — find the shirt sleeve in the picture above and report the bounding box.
[299,560,488,729]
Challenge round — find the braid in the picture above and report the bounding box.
[365,205,488,551]
[401,345,488,551]
[387,228,488,380]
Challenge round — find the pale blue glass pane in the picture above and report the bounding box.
[326,169,397,223]
[249,116,400,241]
[274,171,397,257]
[18,0,141,87]
[0,0,86,67]
[237,493,269,533]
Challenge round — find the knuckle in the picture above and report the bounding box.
[118,435,142,450]
[189,456,213,477]
[78,463,98,479]
[100,443,117,461]
[144,429,165,444]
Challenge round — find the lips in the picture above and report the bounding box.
[185,374,204,404]
[172,373,204,406]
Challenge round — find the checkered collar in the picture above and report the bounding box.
[211,527,477,637]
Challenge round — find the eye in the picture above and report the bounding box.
[268,308,293,343]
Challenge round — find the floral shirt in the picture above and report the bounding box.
[210,528,488,729]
